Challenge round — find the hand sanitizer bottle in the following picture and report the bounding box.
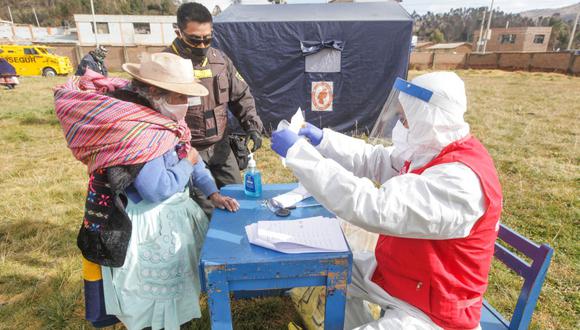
[244,153,262,198]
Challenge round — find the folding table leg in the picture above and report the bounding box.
[206,267,233,330]
[324,264,349,330]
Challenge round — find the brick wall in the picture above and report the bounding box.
[50,46,79,67]
[466,53,498,69]
[498,52,531,70]
[521,29,551,52]
[430,44,472,54]
[409,52,432,70]
[472,27,552,52]
[571,56,580,75]
[49,45,580,76]
[410,51,577,75]
[530,53,572,72]
[51,45,168,72]
[433,53,466,69]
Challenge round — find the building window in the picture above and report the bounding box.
[133,23,151,35]
[24,48,38,55]
[500,34,516,44]
[92,22,110,34]
[533,34,545,44]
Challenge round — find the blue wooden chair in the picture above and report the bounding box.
[481,224,554,330]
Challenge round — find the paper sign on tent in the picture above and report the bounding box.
[312,81,333,112]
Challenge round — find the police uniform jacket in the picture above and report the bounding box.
[166,41,263,149]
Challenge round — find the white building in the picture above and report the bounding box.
[0,20,71,44]
[74,14,177,46]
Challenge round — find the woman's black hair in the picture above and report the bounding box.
[109,79,152,108]
[177,2,212,31]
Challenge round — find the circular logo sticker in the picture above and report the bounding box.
[311,81,333,112]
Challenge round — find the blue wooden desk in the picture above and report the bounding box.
[199,183,353,330]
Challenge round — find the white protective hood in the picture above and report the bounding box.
[391,72,470,170]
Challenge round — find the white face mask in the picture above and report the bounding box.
[391,120,409,146]
[389,120,413,173]
[153,96,188,121]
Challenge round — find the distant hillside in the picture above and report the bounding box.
[0,0,180,27]
[520,2,580,22]
[412,7,535,43]
[409,3,579,50]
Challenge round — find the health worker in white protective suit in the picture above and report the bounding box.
[271,72,503,330]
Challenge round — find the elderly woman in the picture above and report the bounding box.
[55,53,238,330]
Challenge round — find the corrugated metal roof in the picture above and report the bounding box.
[74,14,176,23]
[426,42,470,50]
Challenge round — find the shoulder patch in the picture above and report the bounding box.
[235,70,245,82]
[195,68,213,80]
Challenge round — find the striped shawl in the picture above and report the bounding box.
[54,72,191,173]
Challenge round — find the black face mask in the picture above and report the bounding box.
[190,46,209,57]
[174,37,210,64]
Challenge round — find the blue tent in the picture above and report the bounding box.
[214,2,413,134]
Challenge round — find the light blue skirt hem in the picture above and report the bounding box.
[102,190,208,330]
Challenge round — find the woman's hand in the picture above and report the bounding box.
[186,148,199,165]
[209,193,240,212]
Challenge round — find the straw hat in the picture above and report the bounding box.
[122,52,208,96]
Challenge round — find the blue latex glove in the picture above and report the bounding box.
[298,122,323,146]
[271,129,301,157]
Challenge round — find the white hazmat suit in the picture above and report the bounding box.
[284,72,487,329]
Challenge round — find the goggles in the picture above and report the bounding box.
[180,31,212,47]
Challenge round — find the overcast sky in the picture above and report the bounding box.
[399,0,579,15]
[197,0,579,15]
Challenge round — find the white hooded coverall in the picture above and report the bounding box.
[284,72,488,329]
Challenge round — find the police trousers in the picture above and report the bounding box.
[190,135,242,218]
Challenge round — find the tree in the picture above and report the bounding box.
[0,0,179,26]
[413,7,535,42]
[430,29,445,43]
[548,14,570,50]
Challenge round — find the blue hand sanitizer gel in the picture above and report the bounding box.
[244,153,262,198]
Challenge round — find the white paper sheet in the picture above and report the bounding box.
[276,108,305,166]
[245,217,349,254]
[288,108,305,134]
[270,184,312,209]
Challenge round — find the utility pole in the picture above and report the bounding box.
[32,7,40,27]
[482,0,495,54]
[477,9,487,52]
[90,0,99,46]
[568,12,579,50]
[7,6,13,23]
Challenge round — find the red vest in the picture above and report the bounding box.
[371,136,502,329]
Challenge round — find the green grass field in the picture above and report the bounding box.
[0,70,578,329]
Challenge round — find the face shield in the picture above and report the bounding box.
[369,77,437,145]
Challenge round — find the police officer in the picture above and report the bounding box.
[167,2,264,215]
[75,45,108,76]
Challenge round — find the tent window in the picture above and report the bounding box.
[305,48,341,73]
